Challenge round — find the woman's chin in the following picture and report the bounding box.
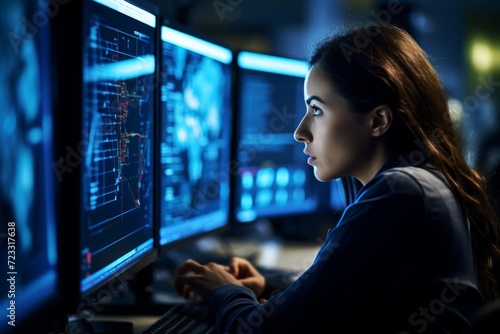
[313,170,332,182]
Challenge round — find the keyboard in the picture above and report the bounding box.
[139,302,216,334]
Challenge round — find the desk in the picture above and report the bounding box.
[229,238,321,271]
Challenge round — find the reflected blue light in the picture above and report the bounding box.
[242,171,254,189]
[2,113,17,136]
[256,168,274,188]
[275,188,288,205]
[293,188,305,201]
[17,147,34,201]
[330,178,347,210]
[238,51,308,77]
[18,39,40,122]
[241,192,253,210]
[93,0,156,27]
[85,55,155,82]
[293,169,306,185]
[162,26,232,64]
[256,189,273,207]
[237,210,257,223]
[28,127,42,144]
[176,127,188,143]
[276,167,289,187]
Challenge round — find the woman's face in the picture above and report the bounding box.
[294,65,375,182]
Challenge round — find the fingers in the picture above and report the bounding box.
[228,257,239,276]
[174,258,253,301]
[174,259,202,299]
[179,283,194,300]
[176,259,202,275]
[174,276,191,299]
[229,256,252,277]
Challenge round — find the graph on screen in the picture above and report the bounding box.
[79,0,156,293]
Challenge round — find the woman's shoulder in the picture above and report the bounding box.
[364,164,439,192]
[358,164,454,204]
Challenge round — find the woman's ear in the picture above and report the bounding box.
[369,104,392,137]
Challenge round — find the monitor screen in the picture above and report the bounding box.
[53,0,159,315]
[158,24,233,253]
[233,51,329,223]
[78,0,158,299]
[0,1,61,332]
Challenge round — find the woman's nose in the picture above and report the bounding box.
[294,114,309,143]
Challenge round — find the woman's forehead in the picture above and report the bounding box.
[304,66,338,101]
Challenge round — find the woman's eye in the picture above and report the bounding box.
[311,105,322,116]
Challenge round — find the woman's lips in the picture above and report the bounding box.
[303,150,316,165]
[307,156,316,165]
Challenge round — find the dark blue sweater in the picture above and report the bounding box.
[209,156,483,333]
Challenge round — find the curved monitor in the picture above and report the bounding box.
[232,51,331,224]
[158,23,233,254]
[54,0,159,317]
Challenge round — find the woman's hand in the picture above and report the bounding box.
[173,257,266,301]
[228,257,266,297]
[174,259,243,301]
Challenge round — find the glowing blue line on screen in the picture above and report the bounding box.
[85,55,155,82]
[161,26,232,64]
[93,0,156,27]
[238,51,308,77]
[159,210,227,246]
[80,239,153,293]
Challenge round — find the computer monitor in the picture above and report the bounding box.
[232,51,331,224]
[157,22,233,254]
[0,1,63,332]
[53,0,159,318]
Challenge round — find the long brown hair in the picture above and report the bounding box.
[309,23,500,302]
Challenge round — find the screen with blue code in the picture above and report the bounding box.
[234,51,327,223]
[79,0,157,297]
[158,24,233,252]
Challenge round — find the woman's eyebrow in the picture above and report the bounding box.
[305,95,326,105]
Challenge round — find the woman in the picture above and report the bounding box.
[174,23,500,333]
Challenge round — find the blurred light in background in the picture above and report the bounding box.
[448,97,464,124]
[471,40,494,72]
